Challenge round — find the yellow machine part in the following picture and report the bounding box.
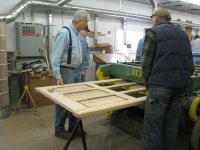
[96,68,147,116]
[189,94,200,123]
[126,86,146,95]
[96,68,112,116]
[96,69,110,80]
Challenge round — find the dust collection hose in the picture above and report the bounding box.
[189,94,200,123]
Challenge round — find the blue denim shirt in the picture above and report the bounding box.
[135,37,145,61]
[50,23,82,79]
[191,38,200,55]
[79,36,89,72]
[191,38,200,65]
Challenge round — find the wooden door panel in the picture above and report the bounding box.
[36,78,146,118]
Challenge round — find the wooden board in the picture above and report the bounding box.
[35,78,146,118]
[93,54,131,64]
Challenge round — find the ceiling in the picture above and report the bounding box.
[160,0,200,15]
[0,0,200,15]
[0,0,58,14]
[128,0,200,15]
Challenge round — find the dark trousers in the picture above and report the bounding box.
[141,85,186,150]
[81,74,86,82]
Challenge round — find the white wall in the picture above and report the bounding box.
[4,0,200,81]
[6,0,200,52]
[172,9,200,24]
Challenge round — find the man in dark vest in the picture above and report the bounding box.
[141,8,194,150]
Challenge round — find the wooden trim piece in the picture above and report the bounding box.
[52,84,93,92]
[87,82,135,100]
[75,96,146,118]
[81,95,126,107]
[36,78,123,91]
[35,82,86,90]
[73,93,114,102]
[120,87,146,94]
[90,78,123,84]
[59,88,98,94]
[35,87,88,112]
[105,82,139,88]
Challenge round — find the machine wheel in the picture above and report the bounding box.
[191,118,200,150]
[189,95,200,123]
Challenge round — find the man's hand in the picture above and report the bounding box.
[57,79,63,85]
[80,71,85,75]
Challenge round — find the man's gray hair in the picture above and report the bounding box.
[73,10,90,21]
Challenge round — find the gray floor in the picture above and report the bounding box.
[0,105,141,150]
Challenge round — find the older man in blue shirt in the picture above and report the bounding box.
[191,34,200,65]
[79,26,90,82]
[135,37,145,61]
[50,10,90,140]
[135,28,148,62]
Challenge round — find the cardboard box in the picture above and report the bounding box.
[28,75,54,107]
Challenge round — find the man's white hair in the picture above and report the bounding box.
[73,10,90,21]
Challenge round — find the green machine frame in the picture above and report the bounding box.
[97,62,200,150]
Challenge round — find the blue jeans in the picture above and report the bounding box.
[193,56,200,65]
[55,67,81,132]
[141,85,186,150]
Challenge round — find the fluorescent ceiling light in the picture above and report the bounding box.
[180,0,200,6]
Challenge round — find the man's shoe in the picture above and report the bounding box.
[55,130,69,140]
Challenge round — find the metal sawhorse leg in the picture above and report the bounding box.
[63,118,87,150]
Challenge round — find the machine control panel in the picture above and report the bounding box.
[16,22,45,57]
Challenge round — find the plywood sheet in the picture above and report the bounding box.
[35,78,146,118]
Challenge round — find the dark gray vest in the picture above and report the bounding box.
[149,21,194,88]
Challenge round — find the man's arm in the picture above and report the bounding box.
[50,30,69,84]
[135,37,144,61]
[83,42,90,71]
[142,30,156,89]
[79,39,90,73]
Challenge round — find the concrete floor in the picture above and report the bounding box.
[0,105,141,150]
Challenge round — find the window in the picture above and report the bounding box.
[116,29,144,54]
